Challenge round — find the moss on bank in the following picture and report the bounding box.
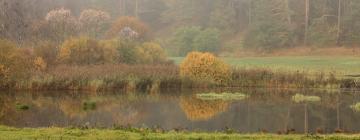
[0,126,359,140]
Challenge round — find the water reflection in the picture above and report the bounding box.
[0,89,360,133]
[180,96,229,121]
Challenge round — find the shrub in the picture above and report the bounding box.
[79,9,111,38]
[141,42,167,64]
[58,37,117,65]
[34,41,58,66]
[0,39,32,83]
[101,39,142,64]
[107,16,150,41]
[34,57,47,71]
[180,52,231,84]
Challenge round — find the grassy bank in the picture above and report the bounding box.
[0,126,359,140]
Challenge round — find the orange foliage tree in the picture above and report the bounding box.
[107,16,150,40]
[180,52,231,84]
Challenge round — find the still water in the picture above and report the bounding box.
[1,88,360,134]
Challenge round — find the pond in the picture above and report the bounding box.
[1,88,360,134]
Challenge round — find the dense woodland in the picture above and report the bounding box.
[1,0,360,55]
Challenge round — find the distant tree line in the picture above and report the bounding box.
[1,0,360,55]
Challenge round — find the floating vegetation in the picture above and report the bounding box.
[350,102,360,112]
[292,94,321,103]
[83,101,97,111]
[196,92,248,101]
[15,103,30,111]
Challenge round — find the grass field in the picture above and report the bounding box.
[171,56,360,76]
[0,126,359,140]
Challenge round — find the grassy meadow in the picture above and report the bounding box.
[0,126,359,140]
[172,56,360,77]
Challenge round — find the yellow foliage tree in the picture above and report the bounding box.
[0,39,32,82]
[58,37,117,65]
[34,57,47,71]
[141,42,167,64]
[0,64,9,80]
[180,52,231,84]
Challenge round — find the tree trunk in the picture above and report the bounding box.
[304,103,308,134]
[304,0,309,45]
[248,0,252,26]
[337,94,341,129]
[336,0,342,46]
[120,0,126,16]
[135,0,139,18]
[285,0,292,26]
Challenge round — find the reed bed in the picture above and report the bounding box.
[2,64,359,92]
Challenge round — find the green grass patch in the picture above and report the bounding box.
[0,126,359,140]
[196,92,248,101]
[292,94,321,103]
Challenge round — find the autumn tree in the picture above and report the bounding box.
[45,8,78,43]
[79,9,111,38]
[0,39,32,85]
[58,37,117,65]
[107,16,150,41]
[180,52,231,85]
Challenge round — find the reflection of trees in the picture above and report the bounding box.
[179,96,229,121]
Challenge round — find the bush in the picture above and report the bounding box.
[0,39,32,83]
[180,52,231,84]
[102,39,142,64]
[34,57,47,71]
[140,42,167,64]
[58,37,117,65]
[34,41,58,66]
[107,16,150,41]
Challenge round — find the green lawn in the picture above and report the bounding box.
[171,56,360,76]
[0,126,359,140]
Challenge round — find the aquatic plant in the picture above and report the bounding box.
[196,92,248,101]
[15,103,29,111]
[83,101,96,111]
[291,94,321,103]
[350,102,360,112]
